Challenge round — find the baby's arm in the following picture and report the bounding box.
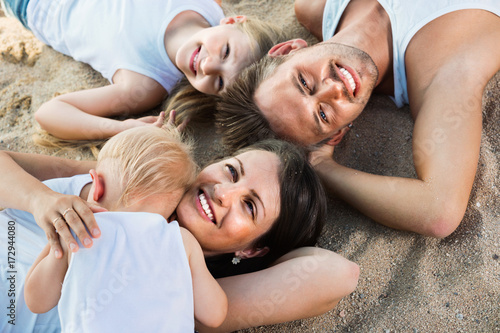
[24,239,70,313]
[180,227,228,328]
[35,70,167,140]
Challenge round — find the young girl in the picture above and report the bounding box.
[1,0,284,140]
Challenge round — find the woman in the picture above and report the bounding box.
[0,140,359,332]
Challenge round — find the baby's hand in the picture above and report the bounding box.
[32,191,106,259]
[165,110,190,132]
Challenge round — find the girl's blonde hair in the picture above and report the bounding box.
[97,126,198,207]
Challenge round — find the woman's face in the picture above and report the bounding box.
[175,18,258,95]
[176,150,281,256]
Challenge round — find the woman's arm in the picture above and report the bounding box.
[0,151,101,257]
[182,228,228,328]
[196,247,359,332]
[35,70,167,140]
[24,240,70,313]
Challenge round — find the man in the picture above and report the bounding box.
[217,0,500,238]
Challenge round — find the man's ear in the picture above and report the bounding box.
[267,39,308,57]
[235,246,270,259]
[220,15,247,25]
[89,169,105,202]
[325,124,352,146]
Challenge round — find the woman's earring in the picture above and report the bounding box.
[232,256,241,265]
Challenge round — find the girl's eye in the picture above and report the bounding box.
[299,74,309,90]
[218,77,224,91]
[227,164,238,182]
[245,200,255,219]
[224,43,230,59]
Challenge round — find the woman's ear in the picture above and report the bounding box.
[268,39,308,57]
[220,15,247,25]
[235,246,270,259]
[89,169,105,202]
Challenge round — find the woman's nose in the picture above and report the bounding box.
[213,183,241,206]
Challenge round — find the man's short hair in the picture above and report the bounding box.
[216,55,286,151]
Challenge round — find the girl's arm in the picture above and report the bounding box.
[181,228,227,328]
[196,247,359,332]
[0,151,101,256]
[35,70,167,140]
[24,240,70,313]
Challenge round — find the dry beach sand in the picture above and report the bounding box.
[0,1,498,332]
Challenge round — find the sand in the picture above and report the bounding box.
[0,1,498,332]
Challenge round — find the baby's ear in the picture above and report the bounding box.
[220,15,247,25]
[89,169,105,202]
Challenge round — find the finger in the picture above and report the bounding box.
[52,216,79,253]
[64,205,96,247]
[176,117,190,132]
[167,109,176,127]
[44,222,63,259]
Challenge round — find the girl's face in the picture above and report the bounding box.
[176,16,259,95]
[175,150,281,256]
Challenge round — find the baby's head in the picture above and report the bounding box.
[89,126,198,219]
[175,15,287,95]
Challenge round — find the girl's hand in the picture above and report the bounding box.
[122,115,162,130]
[31,191,106,259]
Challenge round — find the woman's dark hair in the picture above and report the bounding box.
[207,139,327,278]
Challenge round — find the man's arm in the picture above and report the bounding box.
[35,70,167,140]
[311,10,500,237]
[196,247,359,332]
[24,241,70,313]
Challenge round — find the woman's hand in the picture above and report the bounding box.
[31,191,106,259]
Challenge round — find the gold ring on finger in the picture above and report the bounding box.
[52,216,63,226]
[62,208,75,217]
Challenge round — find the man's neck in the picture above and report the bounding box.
[328,0,394,94]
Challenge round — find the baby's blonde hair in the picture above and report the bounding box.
[97,126,198,207]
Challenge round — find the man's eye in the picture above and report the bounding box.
[319,109,327,121]
[227,164,238,182]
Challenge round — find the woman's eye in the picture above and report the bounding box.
[245,200,255,218]
[224,43,230,59]
[227,164,238,182]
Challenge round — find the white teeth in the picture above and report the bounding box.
[193,52,199,74]
[199,193,214,222]
[340,67,356,93]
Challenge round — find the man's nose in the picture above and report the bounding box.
[319,78,345,101]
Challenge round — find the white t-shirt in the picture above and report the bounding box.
[322,0,500,107]
[26,0,224,93]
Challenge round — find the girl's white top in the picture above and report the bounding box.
[26,0,224,93]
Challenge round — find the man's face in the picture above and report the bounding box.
[255,43,378,145]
